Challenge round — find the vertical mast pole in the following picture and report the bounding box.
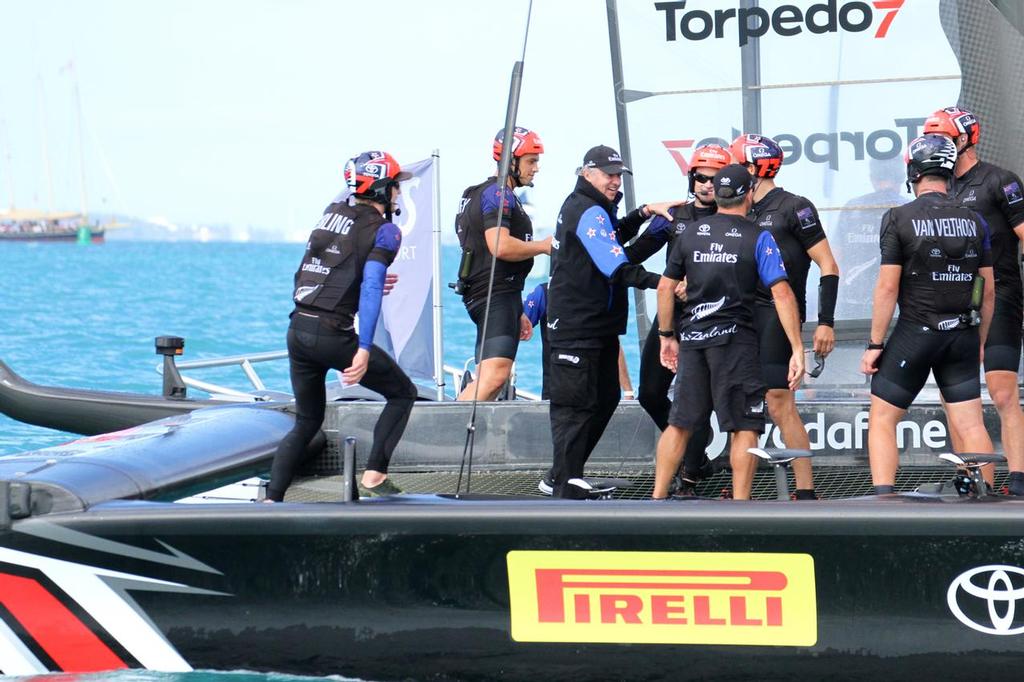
[430,149,445,401]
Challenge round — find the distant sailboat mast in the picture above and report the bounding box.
[35,74,55,212]
[62,59,88,219]
[0,118,14,211]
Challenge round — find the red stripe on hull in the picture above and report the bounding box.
[0,573,127,672]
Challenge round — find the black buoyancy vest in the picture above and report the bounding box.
[896,196,985,330]
[454,178,533,304]
[292,202,385,320]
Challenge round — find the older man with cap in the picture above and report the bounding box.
[653,164,804,501]
[545,144,681,499]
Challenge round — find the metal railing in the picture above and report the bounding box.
[156,348,541,402]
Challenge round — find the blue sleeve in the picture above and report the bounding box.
[357,260,387,350]
[578,206,629,279]
[358,223,401,348]
[755,231,788,288]
[480,183,517,224]
[368,222,402,265]
[645,214,673,244]
[523,282,547,327]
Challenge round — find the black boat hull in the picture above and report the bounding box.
[4,496,1024,680]
[0,359,219,436]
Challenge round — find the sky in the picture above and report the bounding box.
[0,0,619,239]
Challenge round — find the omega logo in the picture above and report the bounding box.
[947,565,1024,635]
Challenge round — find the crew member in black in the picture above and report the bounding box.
[454,127,552,402]
[546,144,678,499]
[925,107,1024,494]
[626,144,731,494]
[653,164,804,500]
[731,134,840,500]
[861,134,995,493]
[266,151,418,502]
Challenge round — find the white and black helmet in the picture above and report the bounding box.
[904,134,957,188]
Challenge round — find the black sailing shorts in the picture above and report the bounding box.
[467,291,523,362]
[669,341,767,433]
[871,320,981,410]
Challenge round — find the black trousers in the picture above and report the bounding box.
[637,322,713,478]
[548,337,621,497]
[267,314,417,501]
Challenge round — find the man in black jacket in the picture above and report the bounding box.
[546,145,677,499]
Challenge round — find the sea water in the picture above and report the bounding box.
[0,240,644,681]
[0,241,643,456]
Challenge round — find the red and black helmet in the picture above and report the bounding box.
[344,151,412,204]
[904,134,957,188]
[492,126,544,161]
[730,134,784,178]
[924,106,980,149]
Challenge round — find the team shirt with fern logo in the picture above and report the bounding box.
[664,214,787,348]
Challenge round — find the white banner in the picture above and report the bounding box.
[332,157,438,382]
[612,0,962,321]
[374,157,437,381]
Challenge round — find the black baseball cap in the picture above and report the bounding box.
[581,145,632,175]
[713,164,753,199]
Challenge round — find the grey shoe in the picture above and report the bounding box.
[358,478,404,498]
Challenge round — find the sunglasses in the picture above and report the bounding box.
[805,351,826,378]
[692,172,715,184]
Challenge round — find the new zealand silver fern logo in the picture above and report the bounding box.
[692,296,726,320]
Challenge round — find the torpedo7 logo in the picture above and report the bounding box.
[655,1,905,46]
[665,116,927,173]
[507,550,817,646]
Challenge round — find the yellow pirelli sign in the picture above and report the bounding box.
[507,550,816,646]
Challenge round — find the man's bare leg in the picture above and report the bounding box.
[654,425,691,498]
[983,371,1024,475]
[945,397,996,486]
[730,430,758,500]
[867,394,905,487]
[767,388,814,490]
[457,357,513,401]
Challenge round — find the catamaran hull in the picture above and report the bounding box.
[4,498,1024,681]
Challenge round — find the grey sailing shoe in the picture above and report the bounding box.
[357,478,404,498]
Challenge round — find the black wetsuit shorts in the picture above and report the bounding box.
[870,320,981,410]
[983,295,1023,373]
[755,304,800,390]
[669,341,766,433]
[467,291,523,362]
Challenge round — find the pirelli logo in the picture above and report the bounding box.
[507,551,816,646]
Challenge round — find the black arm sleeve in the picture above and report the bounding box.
[625,231,666,264]
[817,274,839,326]
[614,264,660,289]
[616,207,648,244]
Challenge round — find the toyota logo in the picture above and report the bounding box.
[947,565,1024,635]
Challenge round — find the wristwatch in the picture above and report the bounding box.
[658,329,675,338]
[866,341,884,350]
